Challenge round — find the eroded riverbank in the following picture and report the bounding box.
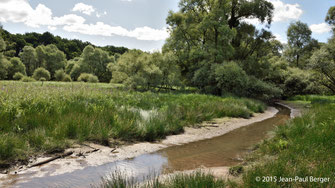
[0,105,283,187]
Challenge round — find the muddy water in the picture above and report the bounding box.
[7,105,290,188]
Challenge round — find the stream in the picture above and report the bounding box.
[4,105,290,188]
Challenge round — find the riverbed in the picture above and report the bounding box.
[0,105,291,188]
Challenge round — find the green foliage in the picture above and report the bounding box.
[54,69,66,81]
[283,68,311,97]
[99,171,227,188]
[214,62,249,96]
[192,62,282,100]
[243,103,335,187]
[0,81,265,165]
[79,45,115,82]
[13,72,25,80]
[286,21,313,67]
[63,74,72,82]
[0,30,128,60]
[7,57,26,79]
[20,76,36,82]
[309,42,335,94]
[35,44,66,77]
[69,63,82,81]
[33,67,51,81]
[0,36,10,80]
[19,46,38,76]
[326,6,335,29]
[165,171,226,188]
[78,73,99,83]
[289,95,335,104]
[110,50,181,90]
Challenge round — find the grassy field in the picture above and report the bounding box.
[241,96,335,187]
[0,81,265,167]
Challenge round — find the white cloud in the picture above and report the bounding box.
[273,33,286,43]
[269,0,303,22]
[242,0,303,26]
[72,3,95,15]
[96,11,107,18]
[63,22,169,41]
[48,26,57,31]
[310,23,331,34]
[0,0,167,41]
[53,14,86,26]
[25,4,53,28]
[243,18,261,25]
[0,0,35,23]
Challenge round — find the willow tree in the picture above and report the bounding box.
[79,45,115,82]
[164,0,274,94]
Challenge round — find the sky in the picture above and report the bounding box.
[0,0,333,52]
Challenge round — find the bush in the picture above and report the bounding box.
[33,67,51,81]
[54,69,66,81]
[212,62,282,100]
[20,76,36,82]
[13,72,25,80]
[78,73,99,83]
[63,74,72,82]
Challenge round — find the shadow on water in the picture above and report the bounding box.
[7,105,290,188]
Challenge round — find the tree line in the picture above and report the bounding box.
[1,0,335,100]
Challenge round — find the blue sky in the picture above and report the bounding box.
[0,0,333,51]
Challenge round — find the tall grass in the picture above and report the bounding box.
[98,171,227,188]
[0,81,265,166]
[289,95,335,104]
[242,102,335,187]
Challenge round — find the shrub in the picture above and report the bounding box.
[13,72,25,80]
[78,73,99,83]
[54,69,66,81]
[63,74,72,82]
[20,76,36,82]
[88,75,99,83]
[33,67,50,81]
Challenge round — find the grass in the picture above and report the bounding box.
[241,96,335,188]
[289,95,335,104]
[0,81,265,167]
[98,171,229,188]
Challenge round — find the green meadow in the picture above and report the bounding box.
[0,81,265,167]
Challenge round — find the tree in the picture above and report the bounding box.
[36,44,66,77]
[19,46,38,76]
[33,67,51,81]
[228,0,273,29]
[164,0,275,94]
[0,36,10,80]
[79,45,115,82]
[325,6,335,29]
[310,44,335,94]
[286,21,312,67]
[110,50,181,90]
[110,50,158,89]
[8,57,26,79]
